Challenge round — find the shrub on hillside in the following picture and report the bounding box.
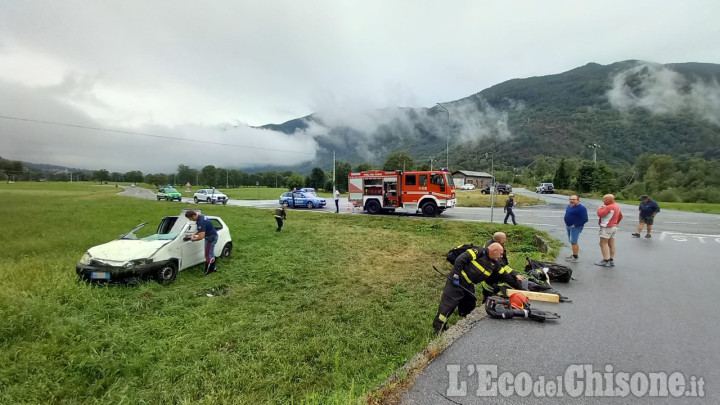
[657,188,682,203]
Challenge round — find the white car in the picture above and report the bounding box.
[193,188,228,204]
[76,210,232,283]
[460,183,476,190]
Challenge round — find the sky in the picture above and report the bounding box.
[1,0,719,173]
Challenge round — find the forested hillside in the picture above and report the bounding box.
[262,60,720,172]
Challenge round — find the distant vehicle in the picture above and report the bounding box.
[536,183,555,194]
[460,183,476,190]
[157,186,182,201]
[481,184,512,195]
[279,191,326,208]
[76,210,232,284]
[193,188,228,204]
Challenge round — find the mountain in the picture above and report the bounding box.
[261,60,720,172]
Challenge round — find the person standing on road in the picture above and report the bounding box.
[564,194,588,263]
[184,210,219,275]
[334,188,340,213]
[503,193,517,225]
[274,205,287,232]
[595,194,623,267]
[633,195,660,238]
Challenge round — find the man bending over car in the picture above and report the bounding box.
[185,210,218,275]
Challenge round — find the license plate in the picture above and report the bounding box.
[90,272,110,280]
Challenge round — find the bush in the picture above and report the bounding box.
[656,188,682,202]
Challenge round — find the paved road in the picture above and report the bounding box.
[401,190,720,404]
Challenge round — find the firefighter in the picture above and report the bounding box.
[434,243,518,334]
[480,232,526,301]
[274,205,287,231]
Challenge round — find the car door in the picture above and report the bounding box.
[180,223,205,269]
[293,192,306,207]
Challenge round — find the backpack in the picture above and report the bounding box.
[446,244,476,264]
[525,258,573,283]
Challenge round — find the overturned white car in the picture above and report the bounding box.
[76,210,232,283]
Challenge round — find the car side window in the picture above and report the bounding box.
[405,174,416,186]
[210,219,223,230]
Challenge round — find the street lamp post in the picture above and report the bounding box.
[430,157,437,171]
[437,103,450,168]
[588,143,600,163]
[486,152,496,223]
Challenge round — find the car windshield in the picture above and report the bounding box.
[121,223,180,241]
[165,187,178,192]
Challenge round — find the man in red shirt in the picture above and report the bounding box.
[596,194,623,267]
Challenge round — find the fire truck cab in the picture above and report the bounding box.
[348,170,457,216]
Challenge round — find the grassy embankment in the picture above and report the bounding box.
[0,182,559,403]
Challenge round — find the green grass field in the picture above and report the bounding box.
[0,182,559,404]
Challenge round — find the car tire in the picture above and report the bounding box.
[221,242,232,258]
[282,201,290,207]
[194,196,199,203]
[365,199,381,215]
[421,202,438,217]
[157,196,162,201]
[306,201,314,209]
[223,201,227,205]
[156,262,178,284]
[207,198,212,204]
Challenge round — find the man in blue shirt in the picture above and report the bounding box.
[564,194,588,263]
[632,195,660,238]
[184,210,219,275]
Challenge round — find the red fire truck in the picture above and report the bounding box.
[348,169,457,216]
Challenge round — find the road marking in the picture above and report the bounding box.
[666,221,699,225]
[659,231,720,243]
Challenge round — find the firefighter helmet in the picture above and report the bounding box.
[509,292,530,309]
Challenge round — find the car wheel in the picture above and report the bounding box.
[207,198,212,204]
[306,201,314,209]
[156,262,178,284]
[221,242,232,258]
[223,201,227,205]
[421,202,438,217]
[365,199,381,215]
[282,201,290,207]
[157,196,162,201]
[194,196,199,203]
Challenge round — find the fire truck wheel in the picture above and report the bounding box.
[365,200,381,215]
[421,202,438,217]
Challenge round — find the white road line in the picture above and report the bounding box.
[666,221,699,225]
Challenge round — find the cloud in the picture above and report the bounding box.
[607,62,720,126]
[0,79,318,173]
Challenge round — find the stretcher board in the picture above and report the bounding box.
[505,289,560,303]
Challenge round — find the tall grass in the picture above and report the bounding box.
[0,182,557,404]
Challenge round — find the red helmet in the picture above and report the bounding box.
[509,292,530,309]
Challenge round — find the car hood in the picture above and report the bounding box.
[87,239,171,262]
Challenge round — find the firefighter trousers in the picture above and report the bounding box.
[433,277,476,334]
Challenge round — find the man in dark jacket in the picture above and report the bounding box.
[632,195,660,238]
[433,243,525,334]
[564,194,589,263]
[503,194,517,225]
[274,205,287,231]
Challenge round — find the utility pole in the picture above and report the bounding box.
[588,143,600,163]
[437,103,450,168]
[486,152,496,223]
